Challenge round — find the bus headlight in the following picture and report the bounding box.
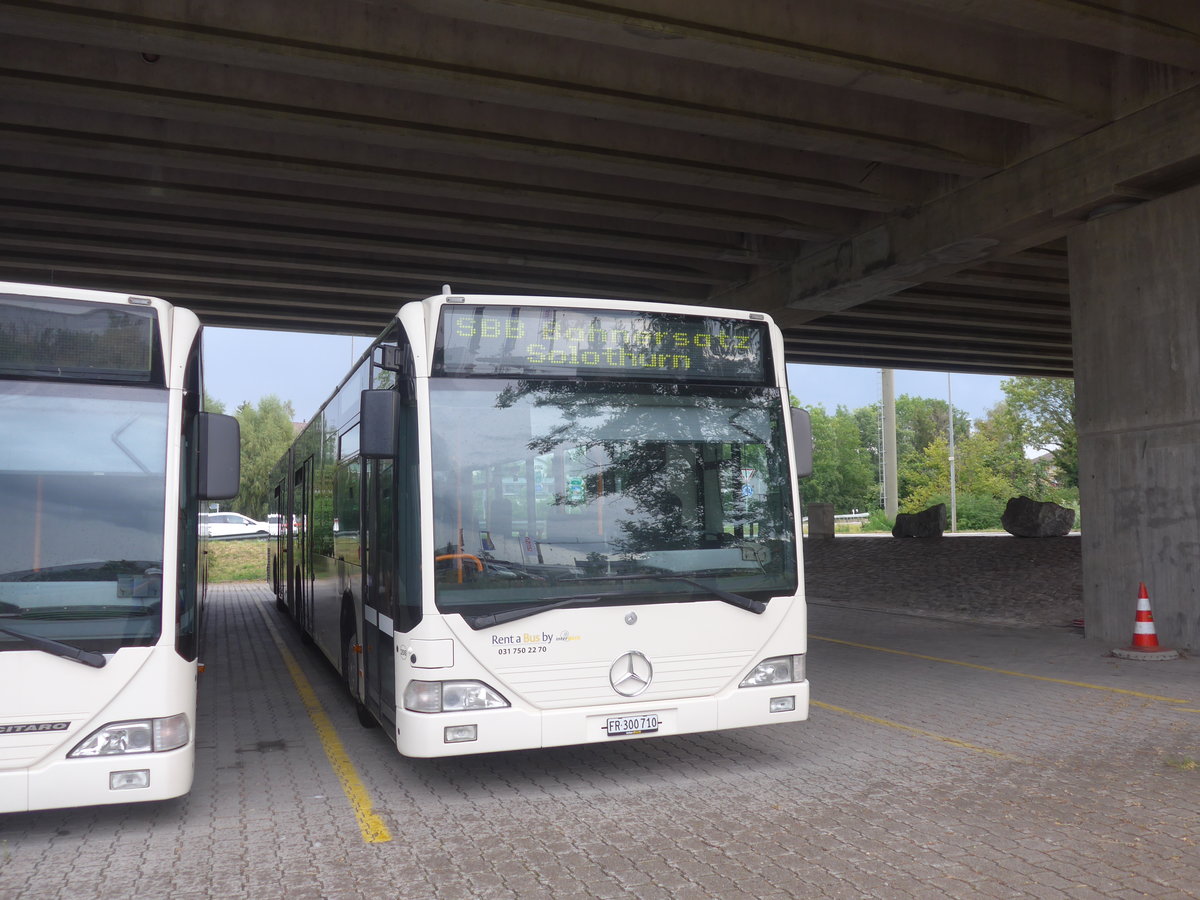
[404,680,510,713]
[68,714,190,757]
[739,654,805,687]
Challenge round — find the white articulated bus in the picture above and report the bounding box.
[0,282,239,813]
[268,290,811,757]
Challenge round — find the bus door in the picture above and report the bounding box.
[294,457,314,633]
[362,458,396,725]
[270,482,285,606]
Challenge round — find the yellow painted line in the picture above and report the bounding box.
[258,608,392,844]
[811,635,1191,705]
[811,700,1016,759]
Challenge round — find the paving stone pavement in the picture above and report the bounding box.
[1,575,1196,899]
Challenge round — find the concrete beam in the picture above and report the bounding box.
[412,0,1119,126]
[0,98,923,213]
[0,167,773,263]
[728,82,1200,321]
[0,122,864,241]
[900,0,1200,71]
[0,5,1015,174]
[0,200,745,285]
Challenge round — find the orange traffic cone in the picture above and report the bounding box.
[1112,582,1178,660]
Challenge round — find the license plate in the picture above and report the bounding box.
[605,714,660,737]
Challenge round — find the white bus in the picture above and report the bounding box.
[268,290,811,757]
[0,282,239,813]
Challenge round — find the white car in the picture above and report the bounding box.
[267,513,293,536]
[200,512,271,538]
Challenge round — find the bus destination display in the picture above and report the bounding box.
[435,305,768,382]
[0,294,158,381]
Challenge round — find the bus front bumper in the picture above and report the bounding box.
[0,744,194,814]
[394,681,809,758]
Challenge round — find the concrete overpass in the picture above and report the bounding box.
[1,1,1197,647]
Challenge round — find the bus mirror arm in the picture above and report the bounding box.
[361,389,398,458]
[198,412,240,500]
[791,407,814,479]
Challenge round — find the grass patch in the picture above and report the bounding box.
[1164,756,1197,772]
[206,539,268,583]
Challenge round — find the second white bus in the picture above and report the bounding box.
[269,290,811,756]
[0,282,239,812]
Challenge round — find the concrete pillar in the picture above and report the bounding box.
[882,369,898,520]
[806,502,836,540]
[1069,186,1200,650]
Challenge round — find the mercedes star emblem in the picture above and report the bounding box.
[609,650,653,697]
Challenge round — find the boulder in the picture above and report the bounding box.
[892,503,946,538]
[1001,496,1075,537]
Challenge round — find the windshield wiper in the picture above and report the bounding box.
[0,624,107,668]
[0,604,156,620]
[0,560,160,582]
[564,574,766,614]
[460,577,764,631]
[461,591,634,630]
[656,577,766,614]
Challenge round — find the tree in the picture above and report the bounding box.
[967,401,1037,493]
[800,384,1077,529]
[901,430,1014,529]
[895,394,969,461]
[1000,377,1077,487]
[203,392,225,415]
[886,395,971,504]
[228,395,296,519]
[801,404,877,514]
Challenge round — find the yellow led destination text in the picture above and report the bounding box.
[452,313,756,373]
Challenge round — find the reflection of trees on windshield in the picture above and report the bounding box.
[432,378,796,612]
[495,380,790,558]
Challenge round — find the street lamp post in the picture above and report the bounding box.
[948,374,957,533]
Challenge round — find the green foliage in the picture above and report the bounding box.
[895,395,969,458]
[797,378,1082,530]
[227,394,296,520]
[864,508,894,532]
[798,404,877,514]
[1001,377,1077,487]
[202,392,226,415]
[893,395,970,502]
[916,492,1006,531]
[205,539,267,583]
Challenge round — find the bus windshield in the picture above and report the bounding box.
[430,379,797,617]
[0,381,168,654]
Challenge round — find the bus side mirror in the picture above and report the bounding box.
[791,407,813,479]
[198,412,240,500]
[361,390,397,458]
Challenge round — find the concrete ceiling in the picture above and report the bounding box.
[2,1,1199,376]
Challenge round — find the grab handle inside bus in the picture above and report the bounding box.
[361,389,398,458]
[791,407,813,479]
[198,412,240,500]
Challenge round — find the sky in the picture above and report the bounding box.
[202,326,1008,425]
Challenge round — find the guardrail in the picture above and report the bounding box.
[801,512,869,523]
